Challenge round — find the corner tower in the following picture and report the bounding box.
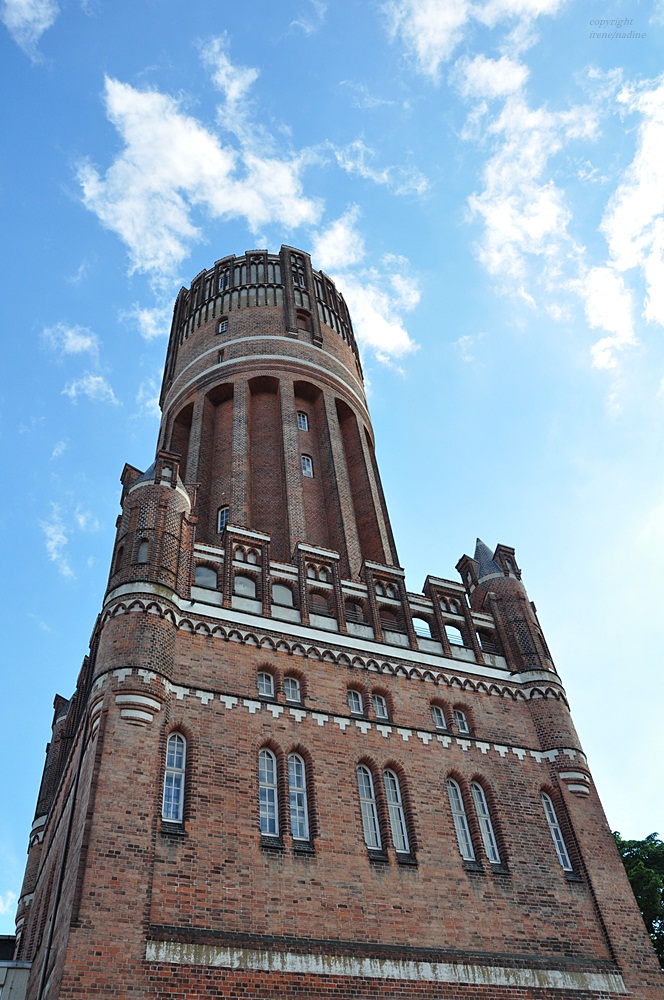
[11,248,663,1000]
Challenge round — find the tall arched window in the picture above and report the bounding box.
[258,748,279,836]
[357,765,381,849]
[446,778,474,861]
[162,733,186,823]
[288,753,309,840]
[383,769,409,853]
[137,539,149,564]
[542,792,573,870]
[471,782,500,864]
[217,506,230,533]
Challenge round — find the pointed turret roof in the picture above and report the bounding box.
[474,538,503,583]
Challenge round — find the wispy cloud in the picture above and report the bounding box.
[128,304,172,341]
[455,332,487,363]
[74,505,100,532]
[136,377,161,419]
[43,322,100,361]
[40,506,74,579]
[51,439,67,459]
[290,0,326,34]
[79,41,321,281]
[1,0,59,57]
[62,373,120,405]
[333,139,428,196]
[340,81,397,110]
[0,889,17,916]
[453,54,529,100]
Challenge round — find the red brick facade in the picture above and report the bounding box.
[13,248,663,999]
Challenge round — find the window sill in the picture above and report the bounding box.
[293,840,315,855]
[367,849,389,864]
[462,859,485,875]
[565,871,582,882]
[161,821,186,838]
[260,836,284,852]
[396,852,418,866]
[489,863,510,876]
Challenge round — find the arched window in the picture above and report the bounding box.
[453,708,470,734]
[431,704,447,730]
[113,545,124,574]
[137,540,149,564]
[259,749,279,836]
[195,565,217,589]
[318,566,329,583]
[445,624,464,646]
[347,689,363,715]
[257,671,274,698]
[345,601,365,623]
[446,778,475,861]
[309,592,331,617]
[217,506,230,533]
[246,549,259,565]
[297,411,309,431]
[471,782,500,864]
[357,765,381,850]
[301,454,314,478]
[162,733,186,823]
[542,792,573,870]
[412,617,432,638]
[284,676,301,703]
[383,770,409,853]
[234,574,256,598]
[372,694,389,721]
[272,583,294,607]
[288,753,309,840]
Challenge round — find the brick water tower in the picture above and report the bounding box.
[11,247,663,1000]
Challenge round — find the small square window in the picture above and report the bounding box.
[284,676,301,703]
[372,694,389,720]
[257,672,275,698]
[297,411,309,431]
[431,705,447,730]
[347,689,363,715]
[218,319,228,334]
[454,709,470,734]
[301,455,314,478]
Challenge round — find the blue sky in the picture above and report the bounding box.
[2,0,664,932]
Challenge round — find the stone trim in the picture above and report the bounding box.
[144,940,625,993]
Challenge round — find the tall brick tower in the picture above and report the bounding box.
[11,247,662,1000]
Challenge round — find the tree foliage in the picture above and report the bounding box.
[614,831,664,966]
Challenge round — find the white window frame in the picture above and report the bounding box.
[357,765,381,850]
[301,454,314,478]
[431,704,447,730]
[347,689,363,715]
[454,709,470,734]
[471,782,501,864]
[257,671,275,698]
[297,411,309,431]
[372,694,389,721]
[288,753,309,840]
[383,769,409,853]
[446,778,475,861]
[259,748,279,836]
[542,792,573,870]
[162,733,186,823]
[284,676,301,703]
[217,505,230,533]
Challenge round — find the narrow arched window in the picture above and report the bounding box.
[446,778,475,861]
[445,624,464,646]
[284,676,301,703]
[347,689,363,715]
[542,792,573,870]
[301,454,314,478]
[471,782,500,864]
[113,545,124,574]
[137,540,149,564]
[257,671,274,698]
[372,694,389,720]
[297,411,309,431]
[258,748,279,836]
[217,505,230,533]
[288,753,309,840]
[454,708,470,734]
[412,617,431,638]
[383,769,409,853]
[162,733,186,823]
[357,765,381,849]
[431,704,447,730]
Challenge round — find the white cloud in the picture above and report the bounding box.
[43,322,100,360]
[311,206,365,271]
[333,139,428,196]
[136,377,162,419]
[74,505,100,532]
[78,73,321,278]
[454,54,529,100]
[600,77,664,328]
[201,34,259,104]
[383,0,566,80]
[340,81,397,110]
[575,266,636,370]
[129,304,172,341]
[1,0,59,56]
[454,332,486,363]
[290,0,327,34]
[0,889,17,916]
[51,439,67,459]
[40,506,74,579]
[62,373,119,405]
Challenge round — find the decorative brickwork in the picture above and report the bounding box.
[13,248,663,1000]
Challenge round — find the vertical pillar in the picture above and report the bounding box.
[322,393,362,580]
[231,380,249,527]
[280,379,306,556]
